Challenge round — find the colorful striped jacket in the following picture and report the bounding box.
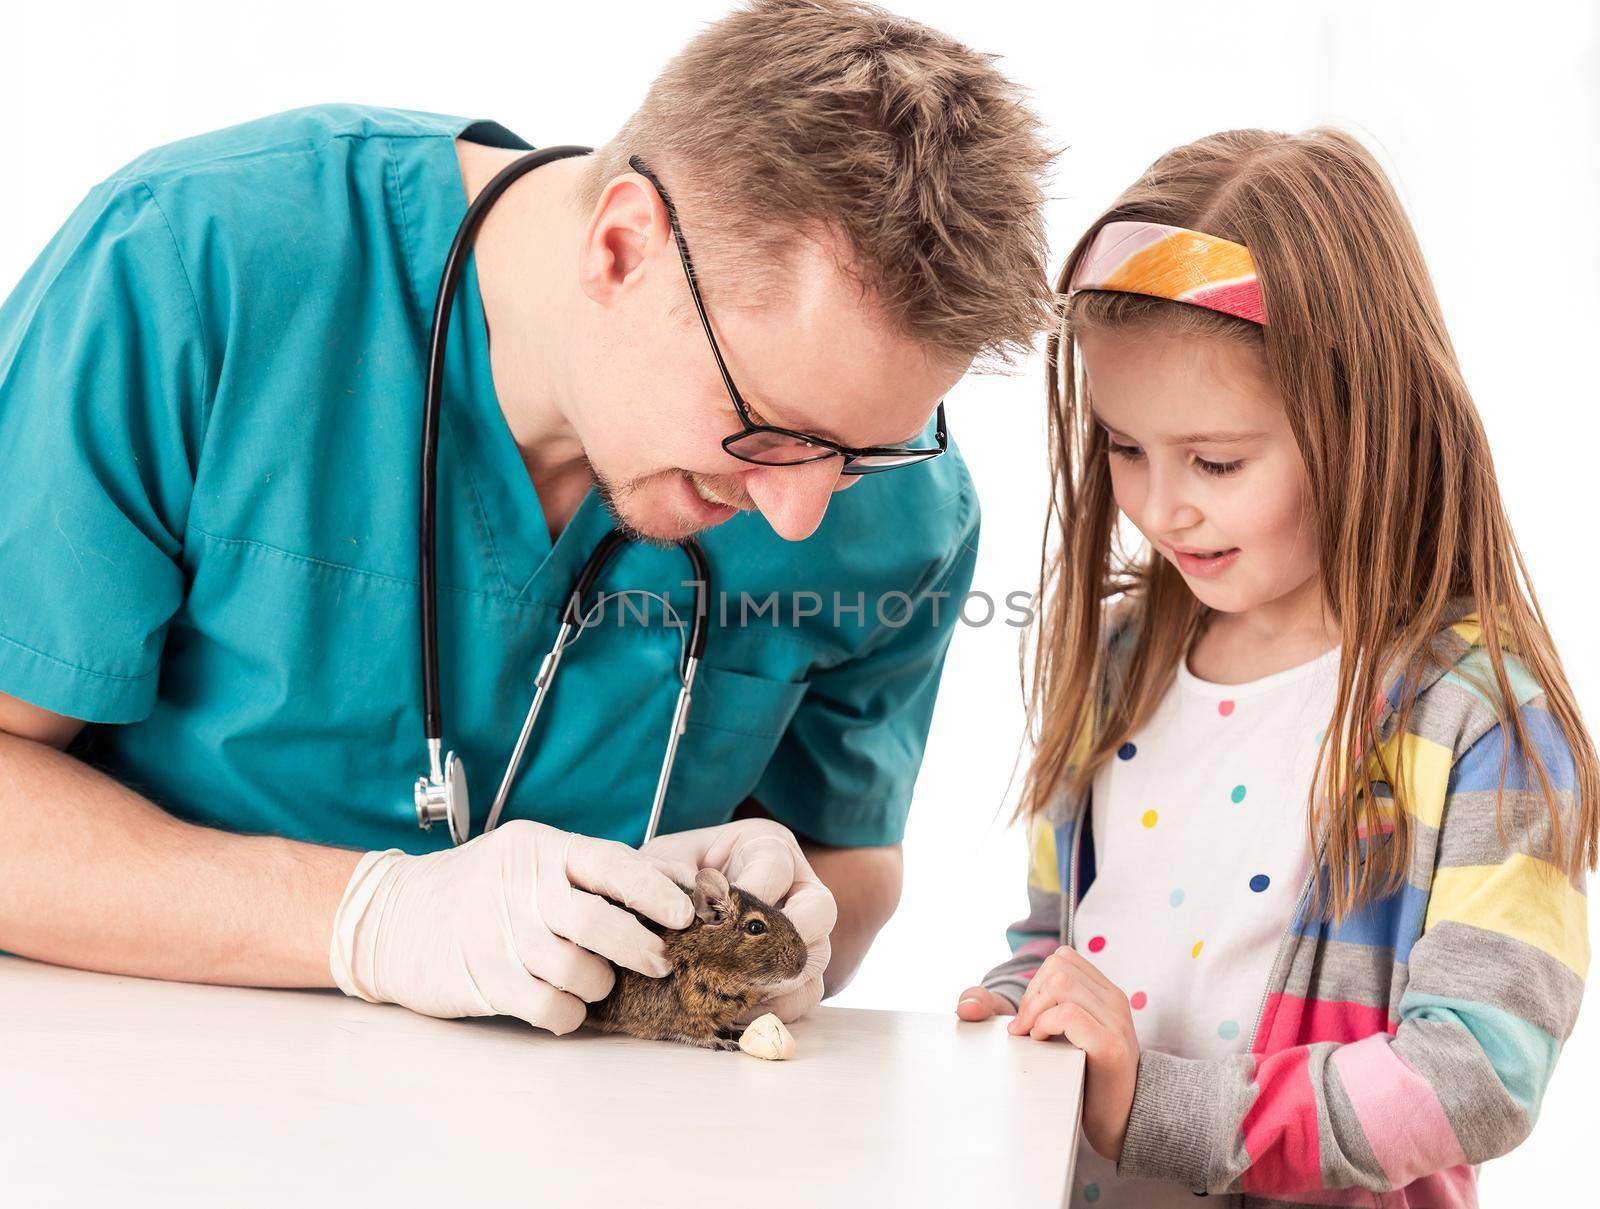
[980,596,1588,1206]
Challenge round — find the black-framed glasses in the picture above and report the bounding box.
[628,155,948,476]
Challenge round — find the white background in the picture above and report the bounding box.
[6,1,1595,1201]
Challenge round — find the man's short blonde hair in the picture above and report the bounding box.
[581,0,1054,366]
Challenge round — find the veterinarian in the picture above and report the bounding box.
[0,1,1052,1034]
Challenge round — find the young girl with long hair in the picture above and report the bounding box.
[955,127,1594,1207]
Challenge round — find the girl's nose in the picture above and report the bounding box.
[1141,467,1202,534]
[742,458,848,541]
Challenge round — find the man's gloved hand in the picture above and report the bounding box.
[637,817,837,1024]
[328,820,694,1034]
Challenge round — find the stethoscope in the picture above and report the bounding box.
[412,143,712,847]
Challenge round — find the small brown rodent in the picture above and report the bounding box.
[584,867,809,1051]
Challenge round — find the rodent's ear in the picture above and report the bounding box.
[692,868,734,925]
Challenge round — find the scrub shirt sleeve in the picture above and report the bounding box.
[751,485,980,848]
[0,179,209,723]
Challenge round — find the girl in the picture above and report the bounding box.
[955,128,1595,1207]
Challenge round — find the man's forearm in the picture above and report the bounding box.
[0,731,361,987]
[800,838,904,998]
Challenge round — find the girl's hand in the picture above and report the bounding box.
[1007,946,1140,1163]
[953,985,1018,1021]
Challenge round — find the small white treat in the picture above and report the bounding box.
[738,1012,797,1060]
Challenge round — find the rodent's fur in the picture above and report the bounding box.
[584,868,809,1050]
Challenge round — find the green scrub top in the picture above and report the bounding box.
[0,104,979,853]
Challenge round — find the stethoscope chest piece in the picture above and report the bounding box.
[415,744,470,847]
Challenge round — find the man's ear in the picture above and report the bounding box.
[577,172,671,305]
[692,867,735,924]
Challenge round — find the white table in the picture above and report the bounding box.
[0,955,1083,1207]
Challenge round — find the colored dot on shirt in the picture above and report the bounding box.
[1218,699,1236,717]
[1169,888,1185,907]
[1087,935,1106,953]
[1250,873,1271,893]
[1218,1019,1241,1040]
[1191,940,1205,959]
[1117,741,1137,760]
[1083,1183,1101,1203]
[1141,809,1159,829]
[1230,784,1248,804]
[1130,991,1148,1010]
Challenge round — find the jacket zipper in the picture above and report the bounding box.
[1064,792,1087,947]
[1248,692,1394,1052]
[1244,827,1328,1053]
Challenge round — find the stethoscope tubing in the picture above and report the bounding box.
[485,531,711,836]
[415,143,713,847]
[420,144,595,754]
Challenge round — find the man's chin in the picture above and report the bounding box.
[594,469,741,546]
[612,509,700,547]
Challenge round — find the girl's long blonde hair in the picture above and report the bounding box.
[1021,127,1597,914]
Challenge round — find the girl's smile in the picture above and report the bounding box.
[1165,544,1241,577]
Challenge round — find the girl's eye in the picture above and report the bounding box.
[744,919,767,936]
[1105,436,1243,477]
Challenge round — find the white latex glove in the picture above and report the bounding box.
[637,818,837,1024]
[329,820,694,1034]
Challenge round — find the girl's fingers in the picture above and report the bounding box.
[1012,946,1094,1033]
[955,986,1016,1020]
[1031,1000,1112,1048]
[1063,948,1123,1001]
[1011,947,1069,1028]
[955,986,993,1020]
[1031,998,1142,1165]
[1013,947,1129,1035]
[1058,955,1126,1018]
[1011,970,1054,1034]
[1011,967,1101,1036]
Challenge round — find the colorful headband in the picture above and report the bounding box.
[1069,220,1266,324]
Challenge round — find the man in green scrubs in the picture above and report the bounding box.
[0,2,1051,1032]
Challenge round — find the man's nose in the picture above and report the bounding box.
[742,458,848,541]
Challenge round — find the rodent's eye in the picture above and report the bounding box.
[743,919,768,936]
